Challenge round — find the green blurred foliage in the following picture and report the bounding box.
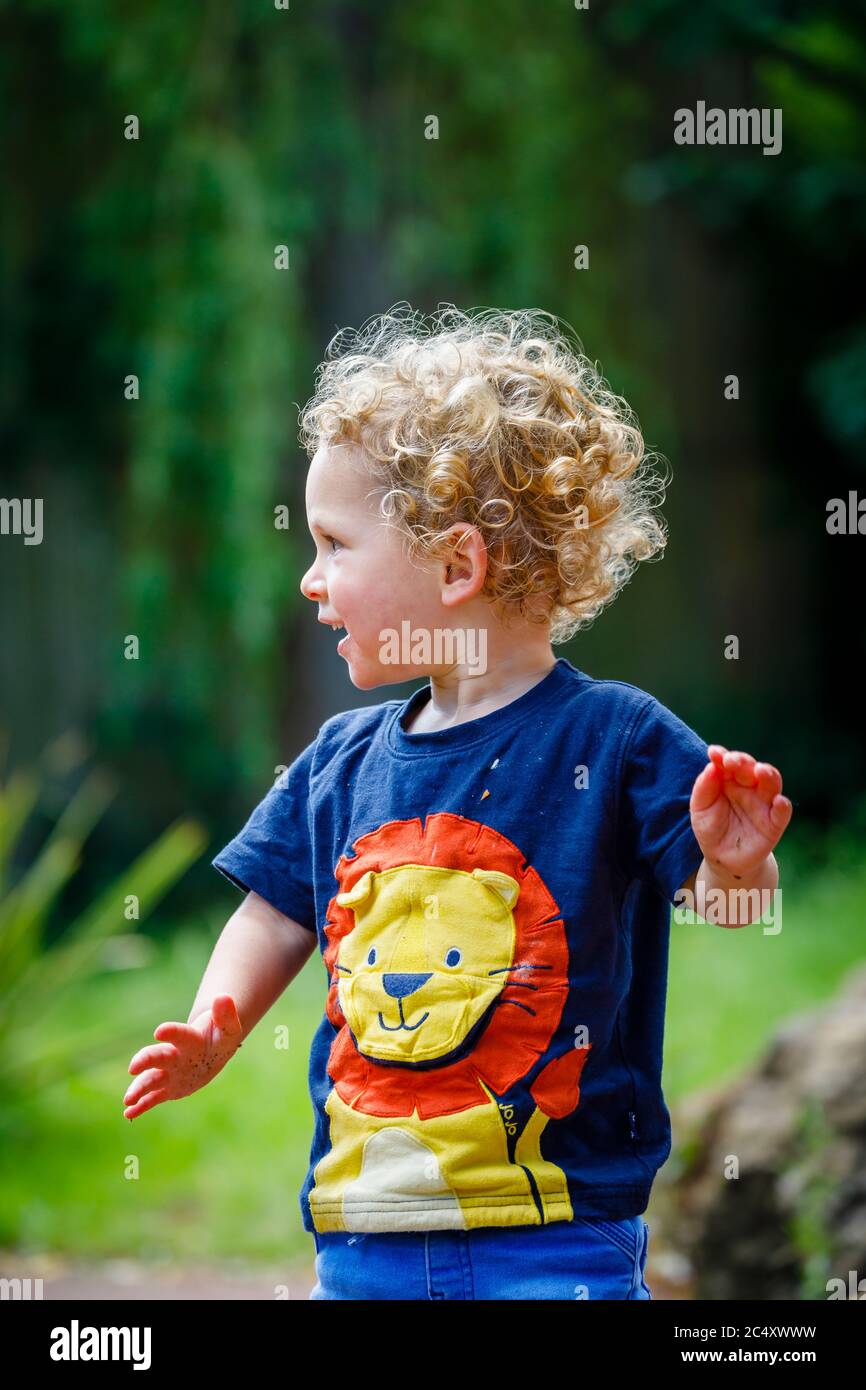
[0,730,206,1098]
[1,0,864,872]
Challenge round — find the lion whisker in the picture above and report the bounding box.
[488,964,551,975]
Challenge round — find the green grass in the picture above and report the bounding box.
[665,822,866,1098]
[0,915,326,1263]
[2,817,863,1264]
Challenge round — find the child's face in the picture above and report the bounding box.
[300,441,451,689]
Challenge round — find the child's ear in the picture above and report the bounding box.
[439,522,489,606]
[447,525,480,575]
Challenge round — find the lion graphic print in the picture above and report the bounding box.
[308,813,591,1233]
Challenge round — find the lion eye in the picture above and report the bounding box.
[367,947,377,966]
[445,948,461,967]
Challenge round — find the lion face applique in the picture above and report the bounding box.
[333,863,521,1063]
[307,812,592,1233]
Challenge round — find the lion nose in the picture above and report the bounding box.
[382,972,433,999]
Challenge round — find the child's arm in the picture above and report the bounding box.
[123,890,317,1120]
[185,889,317,1029]
[678,852,779,925]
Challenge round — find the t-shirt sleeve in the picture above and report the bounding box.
[211,736,318,932]
[616,695,710,905]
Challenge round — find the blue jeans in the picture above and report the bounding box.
[309,1215,652,1300]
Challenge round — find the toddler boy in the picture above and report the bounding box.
[125,306,791,1298]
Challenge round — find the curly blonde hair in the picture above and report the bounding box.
[298,303,670,643]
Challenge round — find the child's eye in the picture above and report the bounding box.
[325,535,343,553]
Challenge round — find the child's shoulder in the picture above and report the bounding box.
[311,692,406,759]
[562,662,658,721]
[563,663,703,749]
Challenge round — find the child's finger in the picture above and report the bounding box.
[754,762,782,802]
[211,994,243,1040]
[124,1067,166,1106]
[770,794,794,832]
[707,745,727,770]
[690,760,723,813]
[154,1021,198,1046]
[128,1042,180,1076]
[123,1086,169,1121]
[723,750,757,786]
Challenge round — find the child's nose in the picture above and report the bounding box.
[300,565,324,601]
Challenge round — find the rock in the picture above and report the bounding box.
[659,961,866,1299]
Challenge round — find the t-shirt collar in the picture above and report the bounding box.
[385,656,579,758]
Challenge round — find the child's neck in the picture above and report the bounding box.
[403,639,557,735]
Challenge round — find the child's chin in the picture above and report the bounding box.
[345,655,414,691]
[342,653,377,690]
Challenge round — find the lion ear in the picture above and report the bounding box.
[471,868,520,910]
[336,870,376,910]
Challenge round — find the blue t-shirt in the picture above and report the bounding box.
[212,657,709,1234]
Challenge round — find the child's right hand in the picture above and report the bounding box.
[123,993,244,1120]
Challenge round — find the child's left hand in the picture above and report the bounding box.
[689,746,793,880]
